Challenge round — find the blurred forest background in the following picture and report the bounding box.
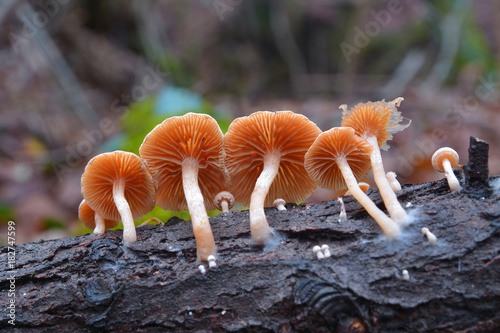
[0,0,498,244]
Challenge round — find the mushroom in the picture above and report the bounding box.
[273,198,287,211]
[214,191,235,213]
[402,269,410,281]
[337,197,347,220]
[313,245,325,259]
[224,111,321,246]
[78,199,119,234]
[81,151,156,245]
[421,227,437,246]
[345,182,370,196]
[321,244,331,258]
[340,98,410,224]
[207,254,216,268]
[431,147,461,191]
[305,127,401,239]
[386,172,402,191]
[139,113,226,261]
[138,218,164,227]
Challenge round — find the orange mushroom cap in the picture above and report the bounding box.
[224,111,322,207]
[341,98,410,150]
[139,113,226,211]
[431,147,459,172]
[81,151,156,221]
[305,127,373,190]
[78,199,119,230]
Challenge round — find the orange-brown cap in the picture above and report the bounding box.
[224,111,322,207]
[432,147,459,172]
[81,151,156,221]
[305,127,373,190]
[78,199,119,230]
[139,113,225,211]
[340,97,410,150]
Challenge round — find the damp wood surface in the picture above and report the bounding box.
[0,176,499,332]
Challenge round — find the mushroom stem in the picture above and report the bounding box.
[442,158,461,191]
[113,179,137,245]
[93,211,106,234]
[366,136,409,225]
[220,200,229,213]
[182,158,216,261]
[249,151,281,245]
[337,156,400,239]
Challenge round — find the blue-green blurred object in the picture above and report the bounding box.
[154,86,203,115]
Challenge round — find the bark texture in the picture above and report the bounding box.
[1,173,499,332]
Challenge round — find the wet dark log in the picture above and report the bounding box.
[1,174,499,332]
[1,136,499,332]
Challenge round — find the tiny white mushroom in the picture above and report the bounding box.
[421,227,438,246]
[321,244,331,258]
[432,147,461,191]
[386,172,402,192]
[313,245,325,259]
[198,265,206,275]
[337,197,347,220]
[273,198,287,211]
[402,269,410,281]
[207,255,217,268]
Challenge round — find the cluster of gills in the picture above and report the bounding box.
[79,97,460,263]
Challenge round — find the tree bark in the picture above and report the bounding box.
[1,173,499,332]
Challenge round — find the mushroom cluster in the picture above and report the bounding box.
[79,99,425,261]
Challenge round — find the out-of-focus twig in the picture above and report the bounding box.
[15,3,99,126]
[420,0,468,96]
[492,0,500,81]
[379,50,426,97]
[0,0,16,27]
[270,0,308,95]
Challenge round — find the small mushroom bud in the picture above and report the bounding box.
[207,255,216,268]
[386,172,402,191]
[402,269,410,281]
[421,227,437,246]
[214,191,235,213]
[337,197,347,220]
[313,245,325,259]
[321,244,331,258]
[199,265,206,275]
[273,198,287,211]
[345,182,370,196]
